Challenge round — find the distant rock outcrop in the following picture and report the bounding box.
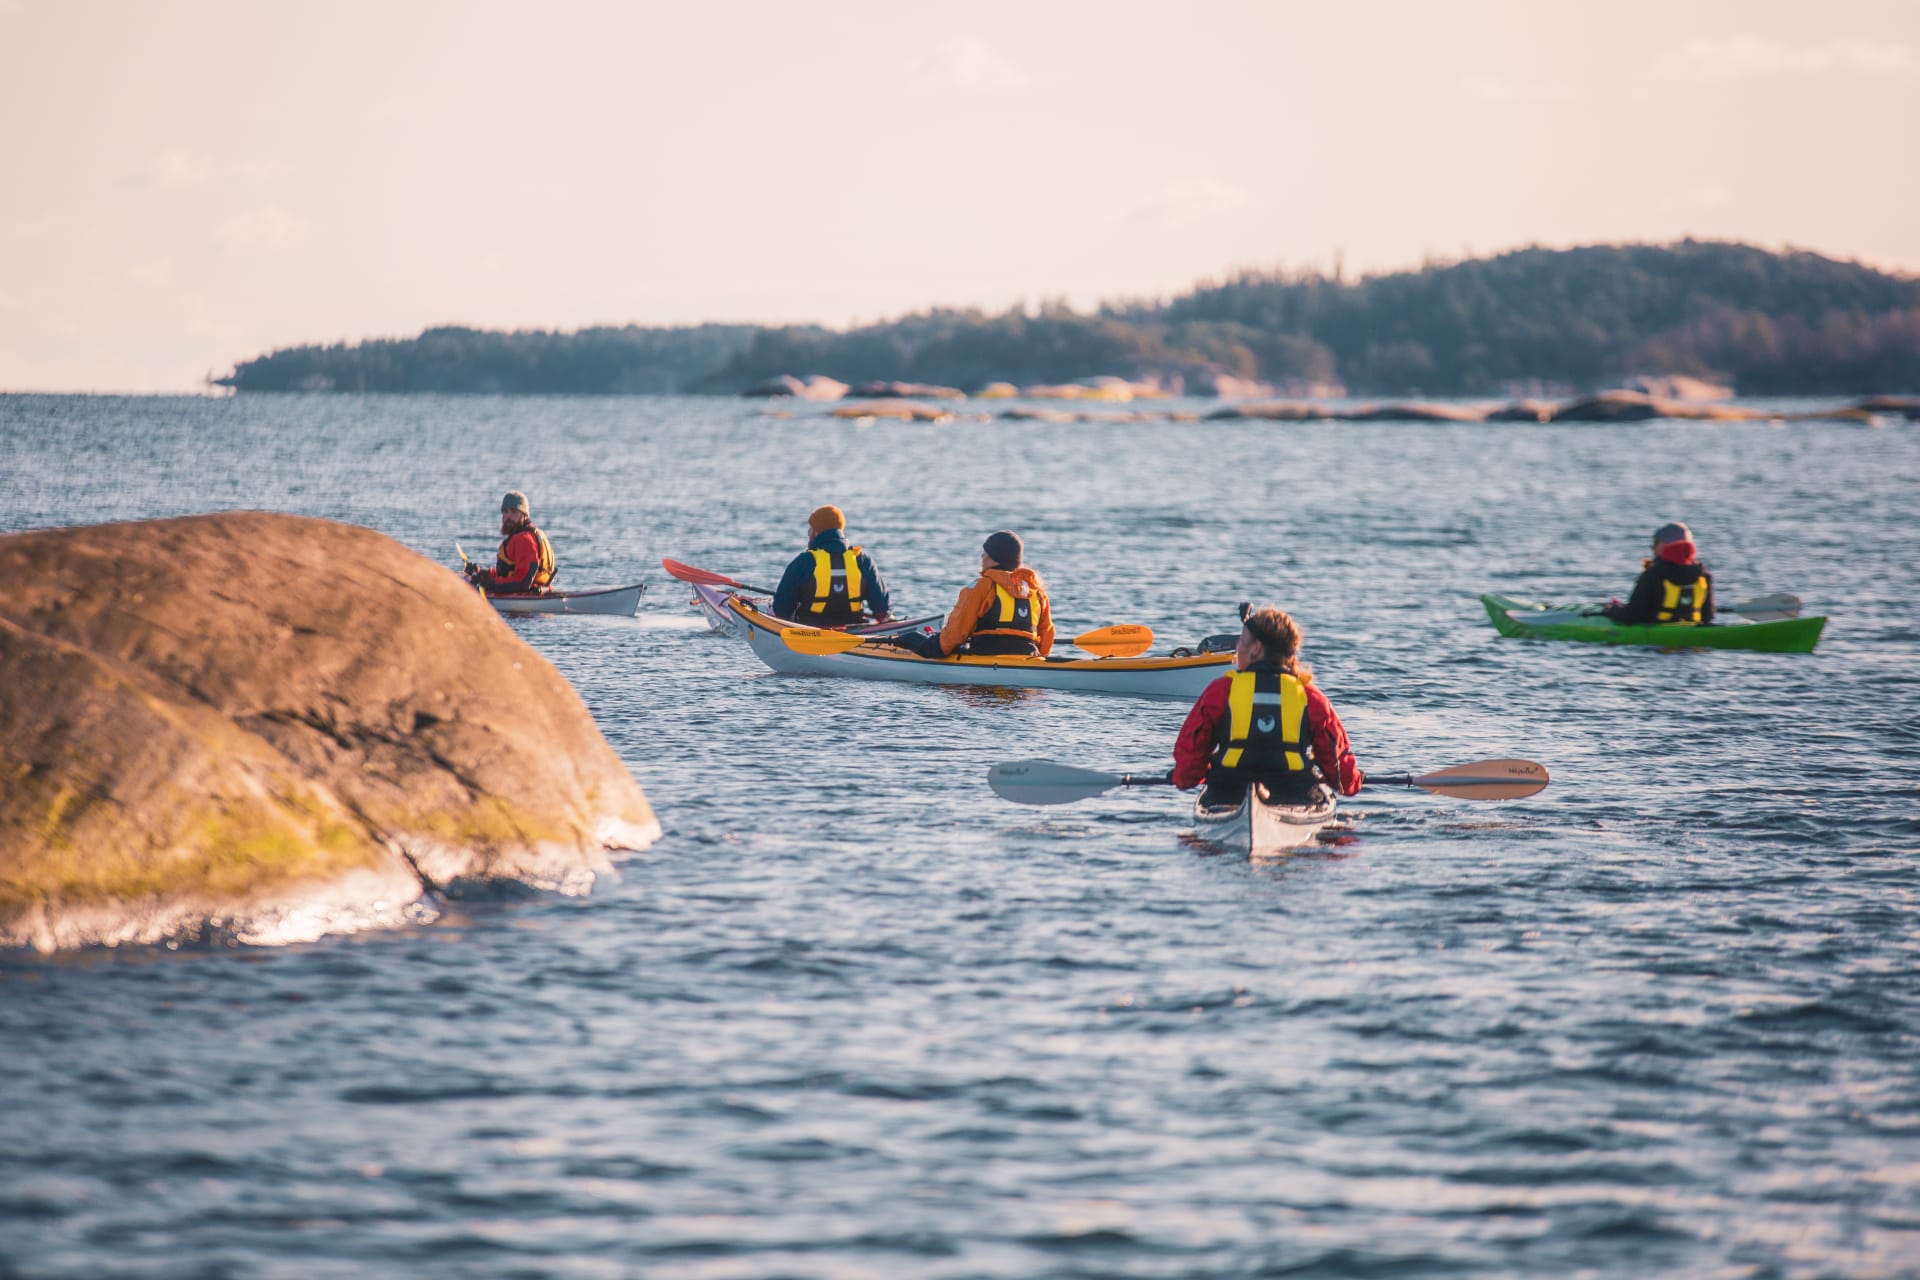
[1550,390,1765,423]
[1188,373,1275,400]
[1341,402,1490,423]
[1484,400,1559,423]
[0,512,659,952]
[1624,374,1734,402]
[743,374,849,400]
[828,398,956,422]
[1203,401,1336,421]
[850,381,966,400]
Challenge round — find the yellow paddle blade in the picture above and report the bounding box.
[455,543,470,564]
[779,627,874,656]
[1073,624,1153,658]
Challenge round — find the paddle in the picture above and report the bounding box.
[986,757,1550,806]
[661,558,777,595]
[1579,593,1802,623]
[1719,593,1802,621]
[779,623,1155,658]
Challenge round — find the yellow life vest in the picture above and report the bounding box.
[1657,577,1703,624]
[495,526,557,590]
[804,547,865,621]
[1213,669,1310,778]
[975,583,1040,639]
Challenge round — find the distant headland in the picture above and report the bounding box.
[215,240,1920,399]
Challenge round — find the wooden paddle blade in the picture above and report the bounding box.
[1073,624,1153,657]
[779,627,874,655]
[987,760,1128,806]
[1409,758,1550,800]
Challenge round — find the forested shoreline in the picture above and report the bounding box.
[216,241,1920,397]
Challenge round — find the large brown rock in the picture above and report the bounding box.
[0,512,659,951]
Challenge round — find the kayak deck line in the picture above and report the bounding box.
[728,596,1231,699]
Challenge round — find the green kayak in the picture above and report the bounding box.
[1480,593,1826,653]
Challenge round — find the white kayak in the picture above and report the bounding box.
[689,582,941,640]
[483,582,647,617]
[1191,783,1337,856]
[730,597,1230,700]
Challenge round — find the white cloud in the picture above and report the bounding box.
[217,204,309,249]
[143,149,211,187]
[1105,179,1249,230]
[922,36,1029,91]
[1663,36,1915,79]
[1462,75,1575,105]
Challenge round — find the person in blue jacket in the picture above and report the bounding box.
[771,506,893,626]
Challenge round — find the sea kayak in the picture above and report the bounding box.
[729,597,1231,700]
[1192,784,1337,857]
[689,582,942,640]
[1481,593,1825,653]
[484,582,647,617]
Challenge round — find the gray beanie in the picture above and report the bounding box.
[501,490,531,516]
[983,530,1023,569]
[1653,521,1691,546]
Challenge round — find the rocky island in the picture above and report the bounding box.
[0,512,659,952]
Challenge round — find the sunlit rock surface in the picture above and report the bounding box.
[827,398,956,422]
[0,512,659,952]
[849,381,966,400]
[742,374,848,400]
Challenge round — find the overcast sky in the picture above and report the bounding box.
[2,0,1916,391]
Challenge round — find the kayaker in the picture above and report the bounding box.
[1171,606,1363,809]
[771,506,893,625]
[902,530,1054,659]
[464,490,556,595]
[1600,521,1715,625]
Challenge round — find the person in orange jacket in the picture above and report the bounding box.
[904,530,1054,658]
[464,490,556,595]
[1171,606,1363,809]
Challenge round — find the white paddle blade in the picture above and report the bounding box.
[1410,758,1550,800]
[1722,592,1802,617]
[988,760,1128,806]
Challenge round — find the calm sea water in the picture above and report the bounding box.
[2,393,1918,1278]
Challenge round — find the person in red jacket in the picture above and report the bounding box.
[464,490,556,595]
[1172,606,1363,810]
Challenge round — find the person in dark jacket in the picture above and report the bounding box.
[1600,521,1715,625]
[771,506,892,625]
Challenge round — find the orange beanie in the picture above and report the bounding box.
[808,505,846,535]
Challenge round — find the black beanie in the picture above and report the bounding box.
[983,530,1023,569]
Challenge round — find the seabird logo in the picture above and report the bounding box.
[1255,715,1276,733]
